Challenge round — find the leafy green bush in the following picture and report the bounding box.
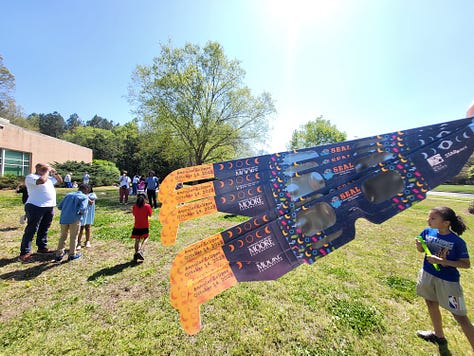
[0,174,23,190]
[53,160,120,187]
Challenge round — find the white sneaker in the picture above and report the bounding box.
[76,244,82,251]
[85,241,91,248]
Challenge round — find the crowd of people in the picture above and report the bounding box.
[117,170,159,208]
[16,165,158,264]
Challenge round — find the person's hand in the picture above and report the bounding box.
[415,238,424,252]
[427,254,443,266]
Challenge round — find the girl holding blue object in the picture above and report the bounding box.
[415,206,474,350]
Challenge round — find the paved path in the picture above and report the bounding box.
[427,191,474,198]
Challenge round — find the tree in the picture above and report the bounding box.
[66,113,84,130]
[129,41,276,166]
[288,116,346,150]
[113,121,142,174]
[0,54,15,106]
[38,112,66,137]
[61,126,121,162]
[9,112,39,131]
[87,115,114,130]
[0,54,23,121]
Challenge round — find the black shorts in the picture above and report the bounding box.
[131,227,149,239]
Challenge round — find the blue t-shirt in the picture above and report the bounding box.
[419,227,469,282]
[58,190,89,224]
[145,176,159,190]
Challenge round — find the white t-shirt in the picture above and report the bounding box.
[119,175,131,188]
[25,174,58,207]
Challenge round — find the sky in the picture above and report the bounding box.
[1,0,474,153]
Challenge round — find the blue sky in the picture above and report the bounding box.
[1,0,474,152]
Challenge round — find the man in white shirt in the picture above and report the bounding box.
[19,163,63,262]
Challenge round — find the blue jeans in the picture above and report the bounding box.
[20,203,54,255]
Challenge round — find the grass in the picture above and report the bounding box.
[1,186,474,355]
[434,184,474,194]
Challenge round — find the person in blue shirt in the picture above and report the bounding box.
[145,170,159,209]
[77,186,97,249]
[55,184,90,262]
[415,206,474,351]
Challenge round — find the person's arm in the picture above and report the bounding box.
[77,197,89,215]
[427,255,471,269]
[51,168,63,184]
[35,166,51,185]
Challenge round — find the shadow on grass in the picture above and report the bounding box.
[87,260,138,282]
[0,252,55,269]
[0,256,19,268]
[0,226,19,232]
[0,257,59,281]
[438,343,452,356]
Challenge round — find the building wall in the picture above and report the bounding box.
[0,118,92,174]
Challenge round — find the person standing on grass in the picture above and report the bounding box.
[16,183,28,224]
[118,170,131,205]
[132,174,140,195]
[131,193,152,262]
[415,206,474,351]
[55,183,90,262]
[19,163,63,263]
[64,172,72,188]
[145,170,159,209]
[77,186,97,249]
[83,171,90,185]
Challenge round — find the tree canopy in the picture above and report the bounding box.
[0,54,23,121]
[129,41,276,166]
[38,111,66,137]
[288,116,347,150]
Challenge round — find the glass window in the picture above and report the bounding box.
[1,149,31,176]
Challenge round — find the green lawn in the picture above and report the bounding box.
[434,184,474,194]
[1,186,473,355]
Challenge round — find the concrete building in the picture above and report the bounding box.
[0,118,92,176]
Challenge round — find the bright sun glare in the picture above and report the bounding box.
[264,0,342,51]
